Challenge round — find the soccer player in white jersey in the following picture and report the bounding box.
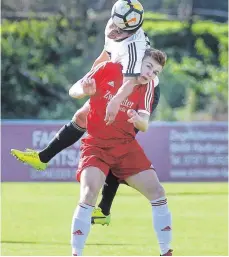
[103,0,160,125]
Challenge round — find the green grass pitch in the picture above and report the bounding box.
[1,182,228,256]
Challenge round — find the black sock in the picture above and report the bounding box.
[98,171,120,216]
[39,121,85,163]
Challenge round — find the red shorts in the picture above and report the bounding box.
[76,138,153,182]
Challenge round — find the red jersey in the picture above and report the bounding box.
[84,61,154,147]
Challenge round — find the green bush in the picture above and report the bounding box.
[142,15,228,120]
[143,15,228,64]
[1,17,94,119]
[1,15,228,121]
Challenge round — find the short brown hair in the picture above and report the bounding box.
[144,48,167,67]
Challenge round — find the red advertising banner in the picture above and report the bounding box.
[1,120,228,182]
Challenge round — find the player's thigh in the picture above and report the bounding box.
[72,100,90,127]
[125,169,165,201]
[80,166,106,204]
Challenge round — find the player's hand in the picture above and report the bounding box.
[127,109,140,123]
[82,78,96,96]
[104,98,121,125]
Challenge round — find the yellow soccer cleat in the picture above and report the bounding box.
[11,149,48,171]
[91,207,111,226]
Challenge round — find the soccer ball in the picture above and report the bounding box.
[111,0,144,31]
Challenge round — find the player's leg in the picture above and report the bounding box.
[99,171,120,215]
[38,101,89,162]
[125,169,172,256]
[71,166,106,256]
[11,101,90,170]
[91,171,120,225]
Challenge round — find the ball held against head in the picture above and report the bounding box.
[111,0,144,31]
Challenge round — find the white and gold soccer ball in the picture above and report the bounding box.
[111,0,144,31]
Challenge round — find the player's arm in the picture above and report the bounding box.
[107,40,144,105]
[105,42,145,125]
[131,80,154,132]
[69,61,106,99]
[111,75,159,112]
[111,76,138,103]
[69,78,96,99]
[105,76,138,125]
[133,85,160,131]
[127,110,150,132]
[69,49,109,98]
[91,49,110,69]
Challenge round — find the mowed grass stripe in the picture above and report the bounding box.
[1,182,228,256]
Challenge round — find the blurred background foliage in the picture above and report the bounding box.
[1,0,228,121]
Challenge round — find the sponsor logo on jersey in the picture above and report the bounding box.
[104,90,134,108]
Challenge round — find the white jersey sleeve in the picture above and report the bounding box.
[121,41,145,76]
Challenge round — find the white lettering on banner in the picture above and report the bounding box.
[170,142,228,154]
[32,130,81,168]
[33,148,80,167]
[170,155,181,165]
[32,130,42,147]
[183,155,205,165]
[30,168,76,180]
[49,149,79,167]
[192,143,228,154]
[170,154,228,166]
[170,143,191,153]
[206,156,228,166]
[32,130,57,148]
[170,129,227,141]
[169,127,228,179]
[170,168,228,178]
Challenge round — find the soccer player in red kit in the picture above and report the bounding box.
[69,48,173,256]
[11,0,161,227]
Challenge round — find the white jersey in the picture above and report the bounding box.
[104,27,159,87]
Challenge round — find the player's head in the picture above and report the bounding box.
[105,18,129,40]
[137,48,167,85]
[105,0,144,41]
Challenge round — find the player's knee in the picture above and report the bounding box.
[153,184,166,199]
[81,185,99,205]
[147,183,165,200]
[72,109,87,128]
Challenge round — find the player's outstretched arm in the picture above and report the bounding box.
[113,77,138,102]
[69,78,96,99]
[105,77,138,125]
[91,50,110,69]
[127,109,149,132]
[69,50,108,99]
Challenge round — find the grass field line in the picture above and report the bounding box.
[2,182,228,256]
